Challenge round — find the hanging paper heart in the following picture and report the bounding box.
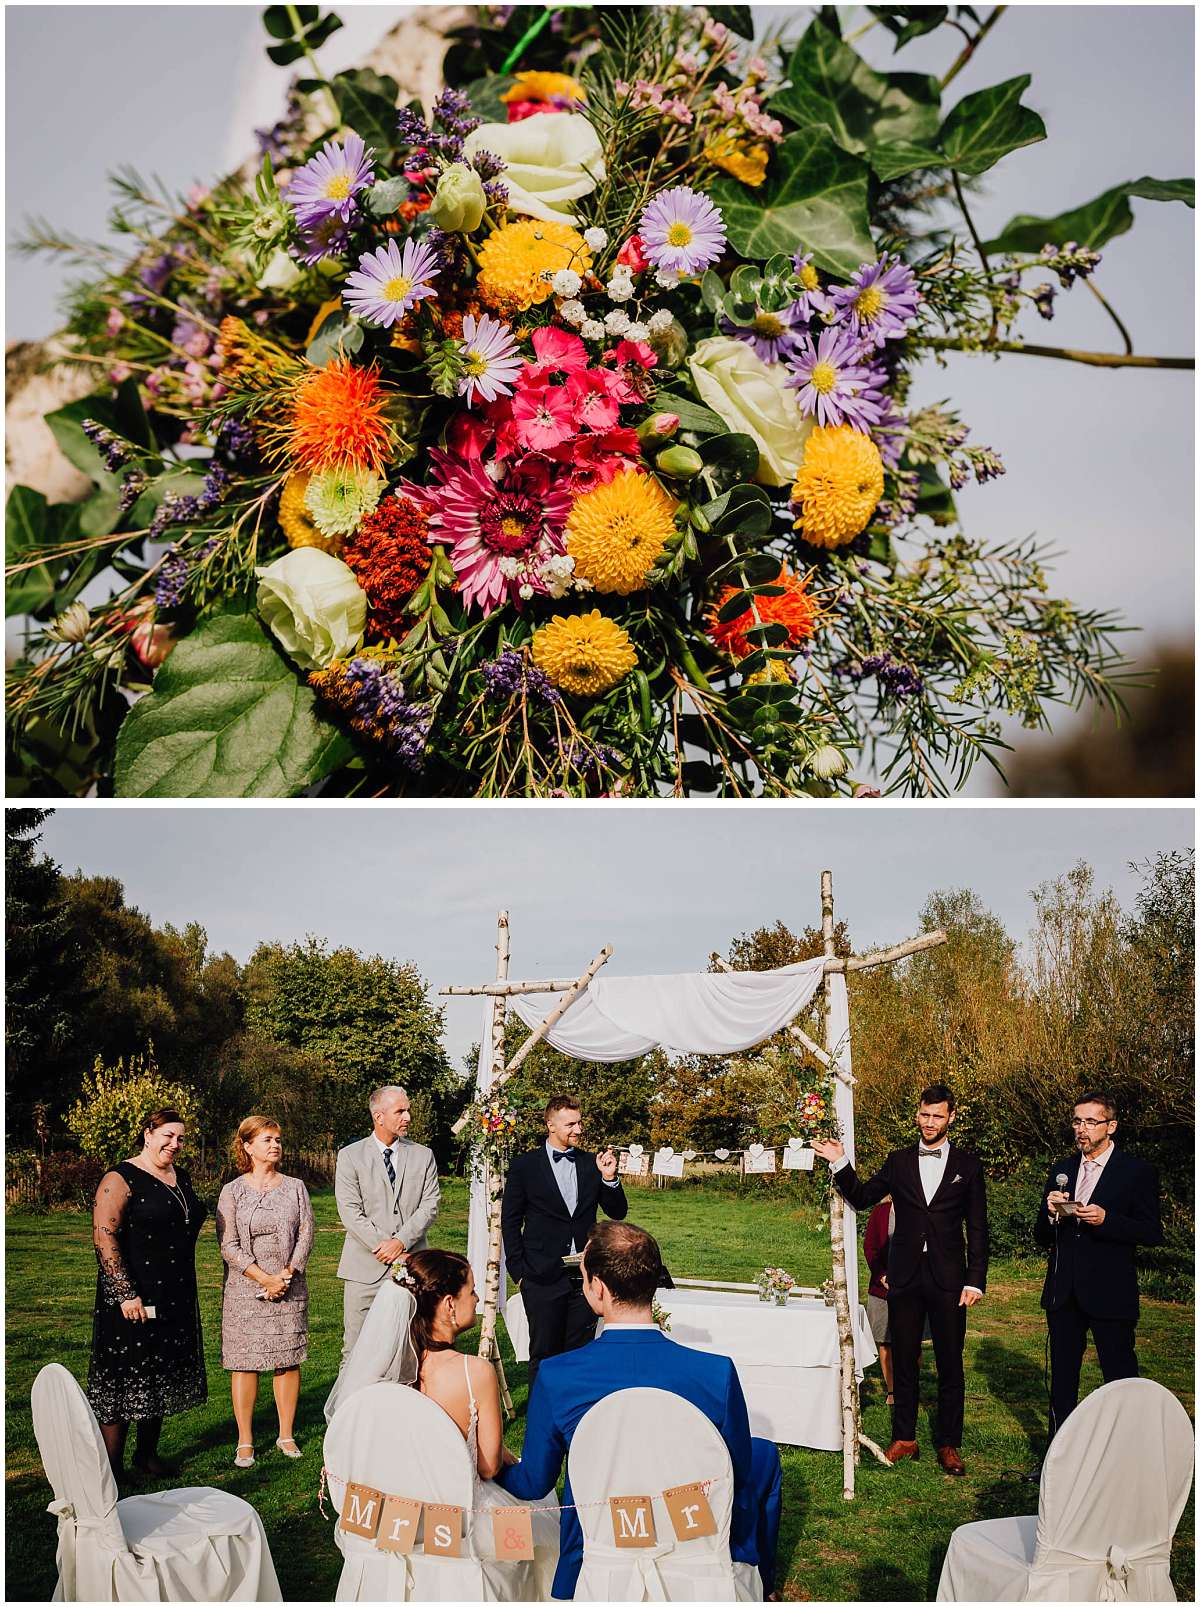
[682,1150,697,1162]
[627,1143,643,1158]
[714,1148,730,1161]
[659,1146,674,1160]
[748,1143,765,1159]
[785,1136,804,1151]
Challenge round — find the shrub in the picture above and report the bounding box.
[66,1049,201,1165]
[41,1151,106,1209]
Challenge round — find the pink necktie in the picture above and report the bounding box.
[1079,1160,1096,1203]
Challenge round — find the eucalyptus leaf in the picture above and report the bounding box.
[699,431,760,490]
[983,175,1195,254]
[267,41,307,67]
[704,482,774,535]
[364,175,411,218]
[716,590,754,622]
[262,7,299,40]
[771,17,941,154]
[939,74,1046,178]
[700,270,726,313]
[113,606,354,797]
[743,622,792,648]
[709,129,875,276]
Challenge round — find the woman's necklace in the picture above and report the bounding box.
[141,1161,189,1225]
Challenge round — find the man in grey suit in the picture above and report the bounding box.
[334,1085,440,1365]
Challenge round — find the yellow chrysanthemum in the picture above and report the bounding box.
[705,135,770,187]
[790,425,884,549]
[476,220,591,314]
[566,469,677,595]
[502,71,586,105]
[531,611,637,697]
[278,472,337,553]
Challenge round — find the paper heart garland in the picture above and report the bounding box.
[658,1147,674,1160]
[714,1148,730,1161]
[626,1144,643,1158]
[682,1150,697,1161]
[748,1143,765,1158]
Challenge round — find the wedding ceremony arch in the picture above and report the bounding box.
[442,873,947,1499]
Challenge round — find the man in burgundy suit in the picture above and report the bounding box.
[813,1083,989,1475]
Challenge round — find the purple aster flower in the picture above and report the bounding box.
[294,211,351,266]
[791,252,833,319]
[286,133,375,228]
[787,326,882,431]
[638,186,727,276]
[457,314,523,406]
[343,236,440,327]
[720,300,807,364]
[830,253,921,348]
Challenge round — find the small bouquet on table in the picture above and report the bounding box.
[755,1266,796,1307]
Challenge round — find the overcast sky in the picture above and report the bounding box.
[6,4,1194,793]
[36,805,1193,1070]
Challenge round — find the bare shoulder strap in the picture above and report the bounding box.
[462,1353,476,1409]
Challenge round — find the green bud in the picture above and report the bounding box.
[637,412,681,448]
[655,445,704,480]
[428,162,487,234]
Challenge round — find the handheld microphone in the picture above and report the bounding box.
[1055,1172,1069,1195]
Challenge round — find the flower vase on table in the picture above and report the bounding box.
[756,1266,795,1304]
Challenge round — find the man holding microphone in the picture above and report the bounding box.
[1035,1091,1163,1438]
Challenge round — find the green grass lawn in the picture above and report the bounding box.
[6,1177,1194,1602]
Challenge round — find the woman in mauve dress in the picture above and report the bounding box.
[216,1115,314,1468]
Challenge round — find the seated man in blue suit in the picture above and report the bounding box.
[498,1220,782,1600]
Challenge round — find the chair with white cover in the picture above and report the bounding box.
[323,1379,550,1602]
[31,1363,281,1602]
[937,1377,1194,1601]
[567,1386,763,1603]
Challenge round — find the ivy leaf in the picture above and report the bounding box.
[938,75,1046,178]
[113,606,354,797]
[771,17,941,154]
[709,129,874,276]
[6,486,82,617]
[868,6,949,48]
[330,69,401,151]
[705,6,755,38]
[983,175,1195,254]
[867,139,943,182]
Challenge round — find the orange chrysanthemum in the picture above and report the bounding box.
[286,358,395,475]
[707,565,822,660]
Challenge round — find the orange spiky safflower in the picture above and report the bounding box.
[286,358,395,475]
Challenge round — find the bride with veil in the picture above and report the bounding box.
[325,1248,559,1570]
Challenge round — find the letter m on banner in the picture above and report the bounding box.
[340,1482,383,1538]
[609,1494,656,1548]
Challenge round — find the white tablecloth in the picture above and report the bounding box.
[502,1288,877,1451]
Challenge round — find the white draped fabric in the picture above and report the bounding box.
[936,1378,1194,1601]
[510,958,826,1062]
[568,1387,761,1604]
[31,1364,280,1603]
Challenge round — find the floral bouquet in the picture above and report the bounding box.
[7,5,1191,797]
[795,1075,841,1146]
[459,1095,521,1174]
[756,1265,796,1303]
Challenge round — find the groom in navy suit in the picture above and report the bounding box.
[498,1220,782,1601]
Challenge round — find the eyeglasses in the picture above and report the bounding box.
[1070,1117,1112,1129]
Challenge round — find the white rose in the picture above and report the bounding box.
[256,547,366,670]
[462,113,604,225]
[687,336,816,487]
[256,248,303,293]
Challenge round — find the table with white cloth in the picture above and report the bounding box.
[502,1287,877,1450]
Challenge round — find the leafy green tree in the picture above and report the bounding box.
[5,810,74,1139]
[242,938,463,1154]
[66,1049,201,1165]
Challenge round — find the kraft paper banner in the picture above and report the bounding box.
[376,1496,422,1555]
[340,1483,384,1538]
[491,1506,536,1562]
[662,1481,718,1542]
[610,1494,657,1548]
[423,1504,464,1558]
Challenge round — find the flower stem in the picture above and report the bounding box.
[1085,278,1134,356]
[500,8,554,76]
[923,336,1192,370]
[940,5,1007,91]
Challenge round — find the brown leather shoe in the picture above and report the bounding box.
[884,1438,919,1464]
[937,1445,966,1476]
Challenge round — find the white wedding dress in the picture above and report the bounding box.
[325,1280,558,1583]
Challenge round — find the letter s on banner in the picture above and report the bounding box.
[610,1494,657,1548]
[423,1503,464,1557]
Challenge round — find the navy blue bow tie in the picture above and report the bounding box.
[552,1150,577,1164]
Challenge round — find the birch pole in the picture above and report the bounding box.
[822,870,863,1500]
[477,911,513,1414]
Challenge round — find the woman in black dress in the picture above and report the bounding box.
[88,1108,208,1479]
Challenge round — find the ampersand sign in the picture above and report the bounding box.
[491,1506,534,1561]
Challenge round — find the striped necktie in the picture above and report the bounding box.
[382,1146,396,1187]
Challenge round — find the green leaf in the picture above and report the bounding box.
[867,139,943,182]
[330,69,401,151]
[266,40,307,66]
[262,7,298,40]
[113,606,354,798]
[938,74,1046,178]
[771,18,941,155]
[699,432,760,489]
[654,392,727,436]
[6,486,83,618]
[914,463,957,526]
[709,128,875,276]
[743,621,792,647]
[306,308,364,368]
[706,6,754,39]
[983,175,1196,254]
[868,6,949,48]
[304,13,343,50]
[701,482,774,535]
[463,73,515,125]
[364,175,410,218]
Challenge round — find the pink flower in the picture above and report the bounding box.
[524,326,588,381]
[566,369,620,432]
[616,234,649,273]
[105,308,125,337]
[512,383,575,451]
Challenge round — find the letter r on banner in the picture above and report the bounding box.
[340,1483,383,1538]
[423,1503,464,1557]
[376,1496,422,1555]
[610,1495,656,1548]
[663,1481,718,1541]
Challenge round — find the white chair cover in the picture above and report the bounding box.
[567,1387,762,1603]
[323,1379,552,1601]
[937,1377,1194,1601]
[31,1363,280,1602]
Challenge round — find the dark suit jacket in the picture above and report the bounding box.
[831,1143,989,1294]
[498,1329,759,1599]
[501,1146,628,1290]
[1033,1147,1162,1319]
